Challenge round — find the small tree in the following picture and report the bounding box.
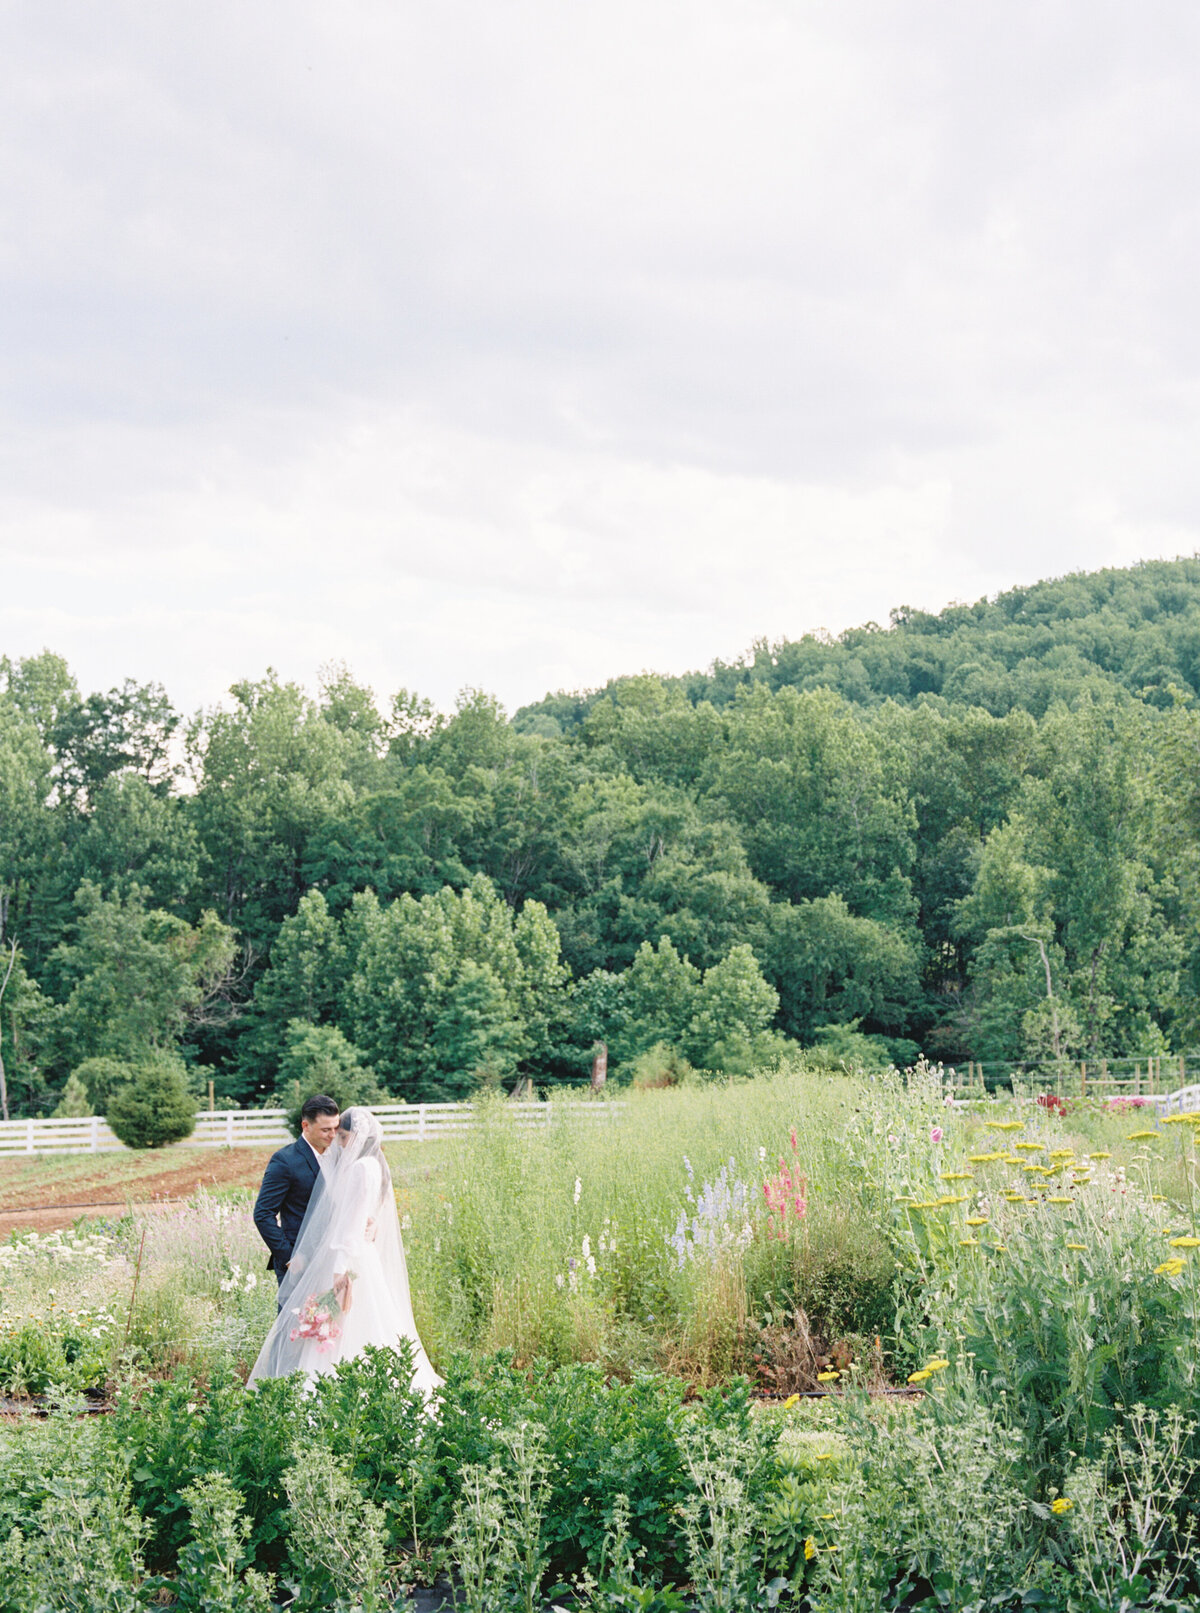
[52,1071,92,1118]
[106,1057,197,1149]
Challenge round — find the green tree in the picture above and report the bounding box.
[702,685,917,929]
[236,889,346,1099]
[620,936,701,1059]
[106,1055,197,1148]
[764,895,920,1043]
[683,943,782,1074]
[47,883,237,1073]
[343,875,568,1099]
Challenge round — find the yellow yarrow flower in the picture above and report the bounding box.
[1048,1149,1075,1159]
[817,1370,839,1382]
[1015,1142,1044,1152]
[924,1358,949,1371]
[1088,1152,1111,1160]
[1156,1258,1186,1277]
[1051,1498,1073,1516]
[1127,1130,1159,1140]
[965,1217,988,1226]
[986,1121,1024,1131]
[1066,1243,1085,1251]
[1047,1196,1073,1205]
[908,1369,932,1383]
[783,1394,800,1409]
[959,1237,980,1247]
[940,1171,973,1181]
[804,1538,817,1561]
[1169,1237,1200,1248]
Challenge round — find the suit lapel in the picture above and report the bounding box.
[297,1137,319,1181]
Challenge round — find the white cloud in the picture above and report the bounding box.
[2,1,1200,715]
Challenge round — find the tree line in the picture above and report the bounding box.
[4,554,1200,1116]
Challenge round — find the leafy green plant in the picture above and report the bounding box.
[106,1055,197,1148]
[168,1472,272,1612]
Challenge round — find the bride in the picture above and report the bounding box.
[248,1106,442,1397]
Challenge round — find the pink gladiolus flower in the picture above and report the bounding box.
[794,1196,807,1217]
[930,1127,944,1144]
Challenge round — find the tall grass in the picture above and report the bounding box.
[398,1071,896,1381]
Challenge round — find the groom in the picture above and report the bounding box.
[253,1093,340,1285]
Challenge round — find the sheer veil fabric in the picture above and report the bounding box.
[248,1107,442,1397]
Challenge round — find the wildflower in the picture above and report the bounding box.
[789,1127,798,1151]
[930,1127,944,1144]
[1127,1130,1159,1141]
[782,1394,799,1409]
[986,1120,1024,1131]
[1066,1243,1086,1251]
[908,1369,931,1383]
[758,1147,767,1162]
[1048,1150,1074,1160]
[1170,1237,1200,1248]
[940,1171,973,1181]
[1015,1142,1045,1152]
[814,1452,835,1461]
[804,1538,817,1561]
[1156,1258,1186,1277]
[959,1237,979,1248]
[1051,1498,1074,1516]
[1047,1197,1073,1205]
[573,1178,582,1205]
[965,1217,988,1227]
[924,1359,949,1372]
[1088,1152,1111,1160]
[817,1370,838,1382]
[1152,1195,1167,1204]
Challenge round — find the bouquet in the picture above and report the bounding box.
[288,1288,345,1352]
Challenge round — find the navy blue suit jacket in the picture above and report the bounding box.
[253,1136,321,1273]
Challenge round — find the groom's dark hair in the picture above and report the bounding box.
[301,1094,340,1122]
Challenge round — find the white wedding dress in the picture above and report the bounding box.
[248,1107,442,1398]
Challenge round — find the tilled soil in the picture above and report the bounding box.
[0,1147,277,1236]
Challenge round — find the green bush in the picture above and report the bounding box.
[106,1057,197,1149]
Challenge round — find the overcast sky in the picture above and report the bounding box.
[2,3,1199,719]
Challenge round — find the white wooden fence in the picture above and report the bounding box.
[0,1100,622,1157]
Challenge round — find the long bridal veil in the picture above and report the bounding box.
[248,1107,441,1397]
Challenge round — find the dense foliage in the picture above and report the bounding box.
[5,556,1200,1112]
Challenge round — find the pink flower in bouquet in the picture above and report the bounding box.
[930,1126,944,1144]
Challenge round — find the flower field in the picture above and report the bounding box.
[3,1065,1200,1610]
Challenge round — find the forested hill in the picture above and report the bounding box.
[4,554,1200,1120]
[515,555,1200,732]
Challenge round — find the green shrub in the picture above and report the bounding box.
[106,1057,197,1148]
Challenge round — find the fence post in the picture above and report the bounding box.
[418,1105,426,1143]
[91,1115,100,1153]
[1080,1061,1087,1098]
[25,1117,34,1155]
[225,1111,234,1146]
